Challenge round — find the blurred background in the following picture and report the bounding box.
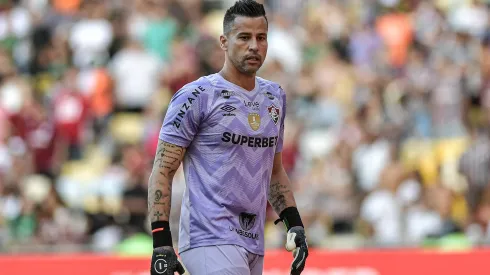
[2,0,490,256]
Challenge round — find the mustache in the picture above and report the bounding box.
[244,55,261,60]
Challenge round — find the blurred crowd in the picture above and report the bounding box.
[2,0,490,253]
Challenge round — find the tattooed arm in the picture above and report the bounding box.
[148,140,186,222]
[268,152,297,215]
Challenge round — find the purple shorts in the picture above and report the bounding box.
[179,245,264,275]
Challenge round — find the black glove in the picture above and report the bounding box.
[151,246,185,275]
[285,226,308,275]
[274,207,308,275]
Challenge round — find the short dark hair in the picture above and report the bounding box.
[223,0,267,35]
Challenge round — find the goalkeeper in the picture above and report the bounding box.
[147,1,308,274]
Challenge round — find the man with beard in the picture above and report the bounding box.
[148,1,308,274]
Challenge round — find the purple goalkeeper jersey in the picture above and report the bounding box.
[159,73,286,256]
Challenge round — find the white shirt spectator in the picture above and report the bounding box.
[378,0,400,8]
[23,0,49,16]
[0,6,32,68]
[127,13,149,42]
[0,80,24,116]
[265,24,302,74]
[353,139,391,192]
[405,205,443,243]
[361,189,402,244]
[69,18,113,68]
[448,3,488,37]
[0,194,22,220]
[0,143,11,176]
[0,6,32,40]
[396,179,422,207]
[109,43,164,109]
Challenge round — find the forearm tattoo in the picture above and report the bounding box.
[153,211,164,220]
[148,140,185,222]
[268,180,293,215]
[154,141,184,179]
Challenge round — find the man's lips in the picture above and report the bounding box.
[246,56,261,61]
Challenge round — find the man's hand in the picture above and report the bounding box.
[151,246,185,275]
[285,226,308,275]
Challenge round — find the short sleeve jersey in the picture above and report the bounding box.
[159,73,286,255]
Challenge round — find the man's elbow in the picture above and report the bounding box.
[271,152,285,177]
[271,165,285,179]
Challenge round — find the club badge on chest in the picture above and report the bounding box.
[267,104,280,125]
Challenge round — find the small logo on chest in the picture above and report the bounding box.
[267,104,280,125]
[244,100,260,111]
[248,113,261,131]
[221,105,236,116]
[265,91,275,100]
[220,90,234,99]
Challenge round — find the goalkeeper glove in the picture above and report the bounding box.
[151,221,185,275]
[151,246,185,275]
[286,226,308,275]
[274,207,308,275]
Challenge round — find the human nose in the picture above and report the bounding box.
[249,38,258,52]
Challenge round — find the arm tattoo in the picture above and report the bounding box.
[154,190,162,202]
[148,140,185,222]
[268,181,291,215]
[154,141,184,179]
[152,186,170,206]
[153,211,163,219]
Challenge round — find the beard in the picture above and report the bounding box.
[230,55,263,75]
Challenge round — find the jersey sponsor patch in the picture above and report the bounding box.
[221,132,278,148]
[171,86,206,129]
[267,104,280,125]
[244,100,260,111]
[229,226,259,240]
[229,212,259,240]
[220,90,234,99]
[265,91,275,100]
[239,212,257,231]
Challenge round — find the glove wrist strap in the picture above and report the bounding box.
[274,206,304,230]
[151,221,173,248]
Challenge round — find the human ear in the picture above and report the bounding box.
[219,35,228,51]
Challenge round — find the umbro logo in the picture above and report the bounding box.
[221,105,236,112]
[221,104,236,116]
